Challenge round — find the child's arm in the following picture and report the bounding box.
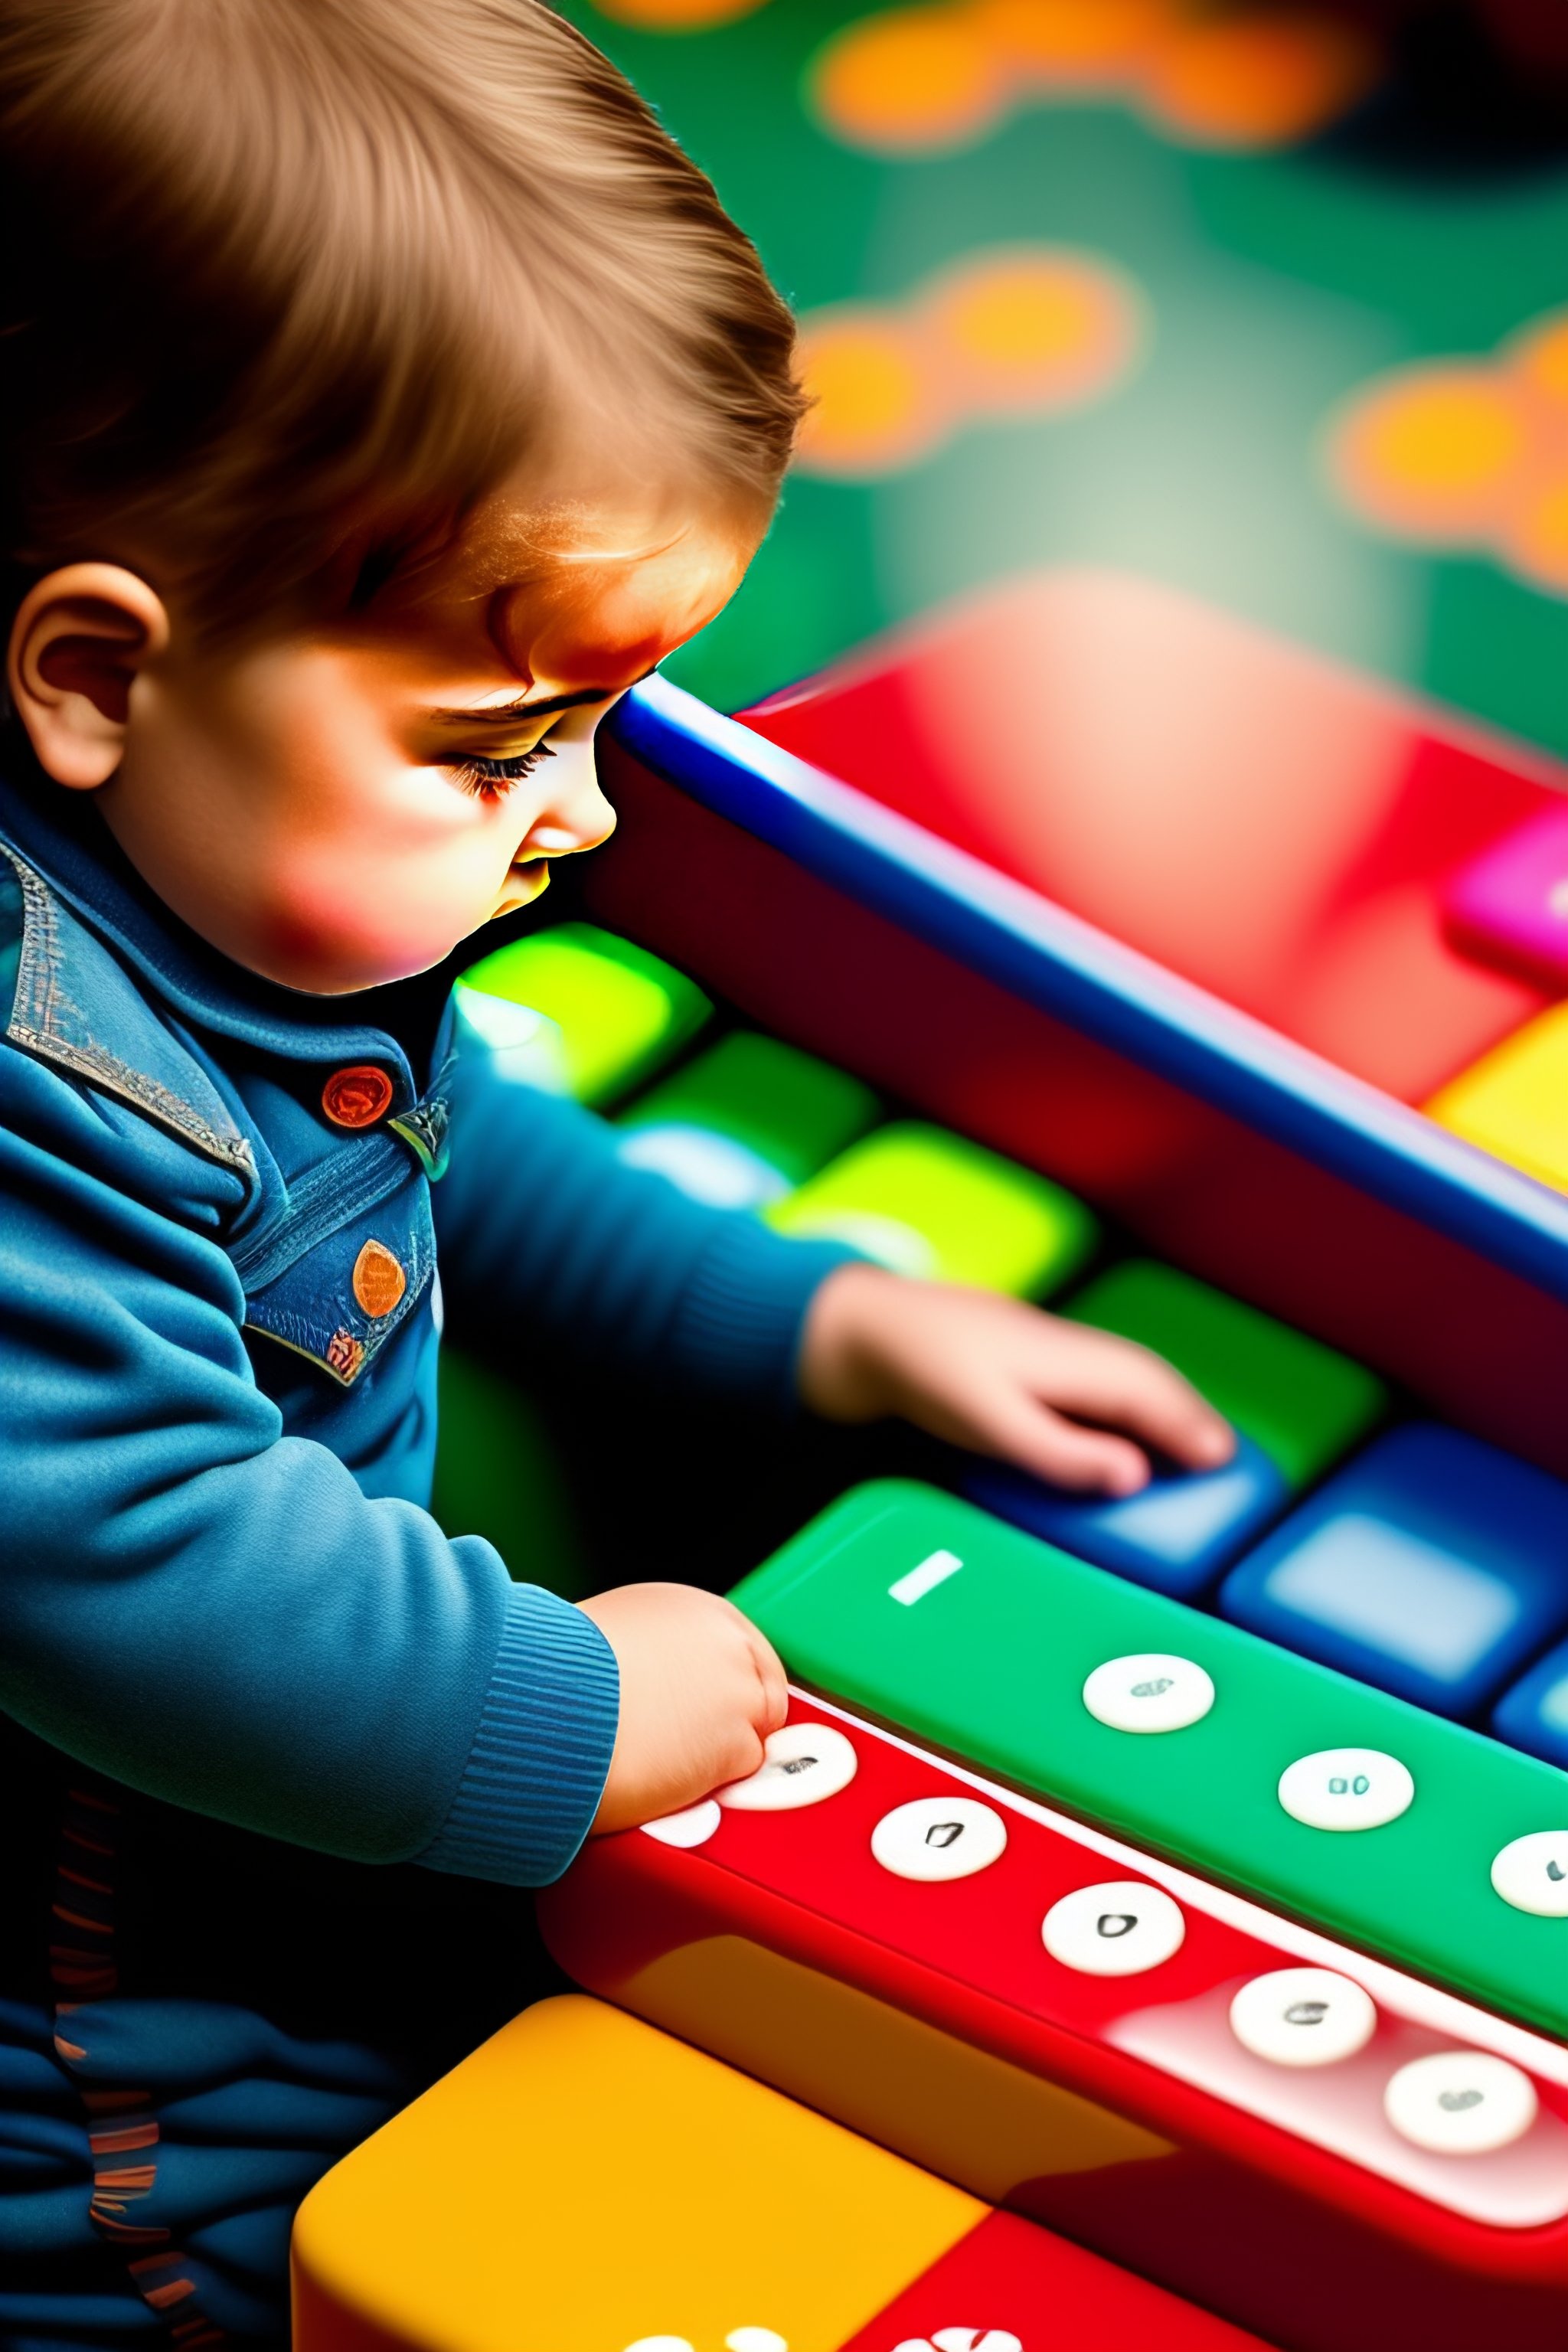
[0,1038,777,1873]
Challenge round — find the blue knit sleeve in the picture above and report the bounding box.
[431,1032,860,1411]
[0,1030,615,1889]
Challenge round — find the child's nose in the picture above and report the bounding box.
[526,753,616,858]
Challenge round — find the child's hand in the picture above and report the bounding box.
[577,1583,788,1834]
[799,1264,1235,1498]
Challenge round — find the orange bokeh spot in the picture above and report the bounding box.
[811,7,1008,151]
[922,250,1143,411]
[795,312,947,478]
[1329,367,1535,541]
[1501,470,1568,596]
[1504,310,1568,423]
[1142,11,1379,149]
[591,0,767,22]
[967,0,1178,86]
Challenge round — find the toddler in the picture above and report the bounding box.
[0,2,1230,2344]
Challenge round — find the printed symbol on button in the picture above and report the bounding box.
[1230,1968,1377,2067]
[717,1723,858,1812]
[1491,1830,1568,1918]
[1384,2050,1538,2154]
[1083,1653,1215,1736]
[872,1796,1008,1882]
[1042,1880,1184,1976]
[1278,1748,1414,1832]
[352,1238,407,1319]
[321,1064,394,1129]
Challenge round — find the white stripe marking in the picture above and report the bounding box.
[889,1549,963,1606]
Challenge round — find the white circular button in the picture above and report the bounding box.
[717,1723,858,1812]
[1384,2051,1538,2155]
[1229,1968,1377,2067]
[640,1798,721,1849]
[1278,1747,1414,1832]
[894,2334,1023,2352]
[1491,1829,1568,1919]
[871,1796,1008,1882]
[727,2333,789,2352]
[1083,1652,1216,1735]
[1041,1880,1186,1976]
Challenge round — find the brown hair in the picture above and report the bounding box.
[0,0,803,639]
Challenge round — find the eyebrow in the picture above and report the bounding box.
[429,669,658,727]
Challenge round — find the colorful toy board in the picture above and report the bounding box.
[292,1994,1273,2352]
[722,1483,1568,2042]
[538,1695,1568,2352]
[445,912,1568,1756]
[580,682,1568,1484]
[456,921,712,1107]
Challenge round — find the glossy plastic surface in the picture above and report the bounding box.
[456,920,711,1106]
[1426,1001,1568,1193]
[968,1432,1289,1599]
[741,573,1552,1106]
[729,1481,1568,2040]
[292,1993,979,2352]
[292,1994,1270,2352]
[540,1697,1568,2352]
[1062,1262,1387,1489]
[589,690,1568,1480]
[1493,1635,1568,1772]
[616,1031,879,1206]
[1220,1424,1568,1718]
[1442,803,1568,995]
[763,1122,1098,1293]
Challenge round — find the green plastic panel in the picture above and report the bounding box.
[430,1347,588,1601]
[763,1124,1099,1296]
[456,923,711,1106]
[619,1033,878,1188]
[733,1481,1568,2039]
[1065,1261,1388,1488]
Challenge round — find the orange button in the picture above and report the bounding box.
[352,1240,407,1319]
[322,1066,394,1129]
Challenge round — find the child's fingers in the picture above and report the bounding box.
[743,1619,790,1734]
[976,1390,1155,1497]
[1022,1325,1233,1468]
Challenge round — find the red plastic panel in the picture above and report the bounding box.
[539,1696,1568,2352]
[740,571,1557,1104]
[583,746,1568,1478]
[841,2210,1274,2351]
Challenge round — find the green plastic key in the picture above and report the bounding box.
[1065,1261,1387,1488]
[456,923,710,1106]
[616,1034,878,1207]
[733,1480,1568,2039]
[763,1124,1098,1296]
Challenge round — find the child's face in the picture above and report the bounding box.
[16,486,759,994]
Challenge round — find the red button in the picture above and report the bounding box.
[322,1066,394,1129]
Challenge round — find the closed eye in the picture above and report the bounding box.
[446,741,557,800]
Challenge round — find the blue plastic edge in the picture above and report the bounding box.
[609,675,1568,1310]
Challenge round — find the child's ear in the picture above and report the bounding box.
[8,563,171,790]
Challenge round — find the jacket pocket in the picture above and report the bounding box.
[237,1141,436,1387]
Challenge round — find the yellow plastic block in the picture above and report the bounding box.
[292,1994,982,2352]
[1426,1003,1568,1191]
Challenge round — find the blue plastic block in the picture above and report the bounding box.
[1220,1423,1568,1717]
[966,1429,1291,1600]
[1492,1638,1568,1769]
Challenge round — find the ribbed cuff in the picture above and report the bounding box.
[416,1582,619,1887]
[668,1215,864,1410]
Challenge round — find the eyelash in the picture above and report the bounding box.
[447,740,557,800]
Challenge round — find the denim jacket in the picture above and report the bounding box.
[0,761,849,1888]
